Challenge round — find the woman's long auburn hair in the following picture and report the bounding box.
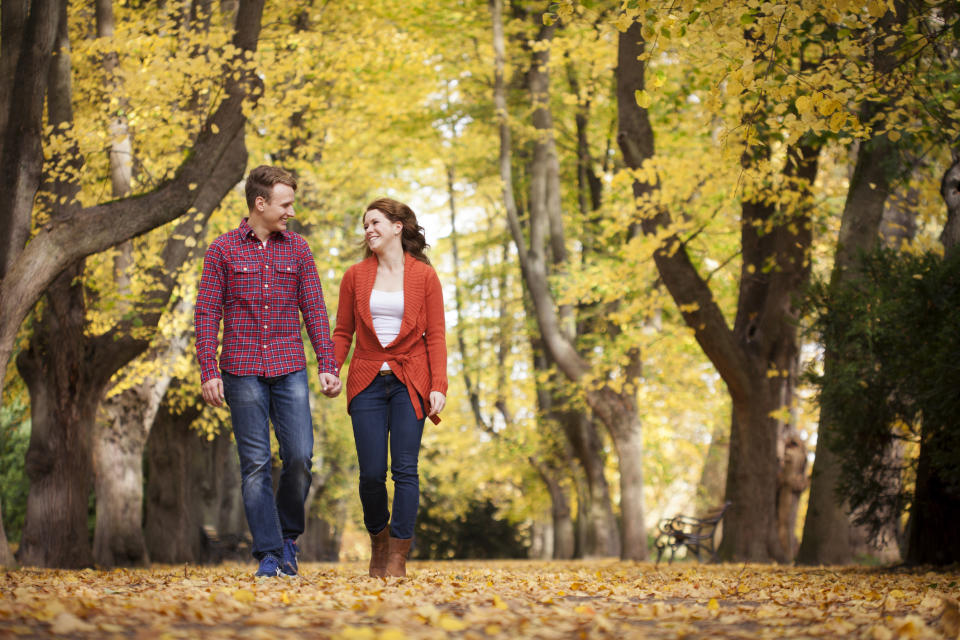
[362,198,431,265]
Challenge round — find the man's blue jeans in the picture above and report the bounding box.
[350,372,425,540]
[221,368,313,561]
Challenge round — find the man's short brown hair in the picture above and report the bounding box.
[245,165,297,210]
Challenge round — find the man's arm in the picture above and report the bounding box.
[195,241,226,405]
[296,239,339,379]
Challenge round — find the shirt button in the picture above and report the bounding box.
[263,325,268,330]
[262,345,267,349]
[264,305,269,310]
[264,284,269,289]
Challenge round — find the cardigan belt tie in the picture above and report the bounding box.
[353,342,440,424]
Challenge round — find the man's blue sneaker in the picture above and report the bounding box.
[281,538,299,577]
[255,554,282,579]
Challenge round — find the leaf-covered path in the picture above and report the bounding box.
[2,560,959,638]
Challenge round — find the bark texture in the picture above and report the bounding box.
[16,266,98,567]
[144,391,249,564]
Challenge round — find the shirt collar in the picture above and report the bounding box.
[238,217,287,242]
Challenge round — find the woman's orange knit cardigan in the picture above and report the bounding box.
[332,253,448,424]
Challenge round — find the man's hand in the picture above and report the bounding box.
[319,372,341,398]
[201,378,225,407]
[427,391,446,417]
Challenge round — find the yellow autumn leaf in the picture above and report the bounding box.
[437,614,467,631]
[232,588,256,603]
[635,89,652,109]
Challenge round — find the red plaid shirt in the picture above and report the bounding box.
[195,218,337,383]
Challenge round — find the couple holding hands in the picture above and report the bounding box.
[195,165,447,579]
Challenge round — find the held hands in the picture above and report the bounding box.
[319,372,342,398]
[201,378,225,407]
[428,391,446,418]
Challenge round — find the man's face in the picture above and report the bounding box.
[255,183,296,233]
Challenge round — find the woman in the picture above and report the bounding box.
[333,198,447,577]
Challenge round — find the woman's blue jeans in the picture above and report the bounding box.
[221,368,313,561]
[350,372,425,540]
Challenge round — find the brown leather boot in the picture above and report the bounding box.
[385,537,412,577]
[369,527,391,577]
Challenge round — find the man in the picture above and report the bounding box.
[195,165,341,578]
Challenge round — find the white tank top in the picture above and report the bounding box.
[370,289,405,369]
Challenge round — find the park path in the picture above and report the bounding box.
[2,559,958,638]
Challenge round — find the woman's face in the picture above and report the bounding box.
[363,209,403,254]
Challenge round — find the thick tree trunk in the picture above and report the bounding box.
[15,266,99,568]
[797,133,897,565]
[299,499,345,562]
[563,412,620,557]
[721,405,782,561]
[92,384,160,567]
[902,151,960,565]
[0,0,60,279]
[607,415,645,559]
[534,462,575,560]
[905,433,960,565]
[776,434,808,561]
[144,392,205,564]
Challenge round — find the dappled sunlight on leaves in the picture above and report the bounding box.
[2,561,959,638]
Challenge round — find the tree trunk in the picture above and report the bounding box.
[15,265,99,568]
[563,412,620,557]
[0,0,62,563]
[143,391,205,564]
[776,434,808,561]
[300,499,345,562]
[695,422,729,515]
[607,413,645,559]
[0,500,14,567]
[796,133,897,565]
[905,437,960,565]
[92,385,157,567]
[902,151,960,566]
[0,0,61,279]
[534,461,575,560]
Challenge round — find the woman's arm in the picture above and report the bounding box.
[423,266,448,397]
[332,266,357,371]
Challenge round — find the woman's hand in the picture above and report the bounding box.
[427,391,446,417]
[319,372,342,398]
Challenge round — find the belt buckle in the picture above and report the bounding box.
[378,369,393,376]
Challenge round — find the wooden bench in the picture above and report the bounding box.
[654,501,731,565]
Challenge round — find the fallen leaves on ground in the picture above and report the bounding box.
[2,560,959,639]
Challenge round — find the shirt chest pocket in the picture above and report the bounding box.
[271,261,298,300]
[227,260,261,302]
